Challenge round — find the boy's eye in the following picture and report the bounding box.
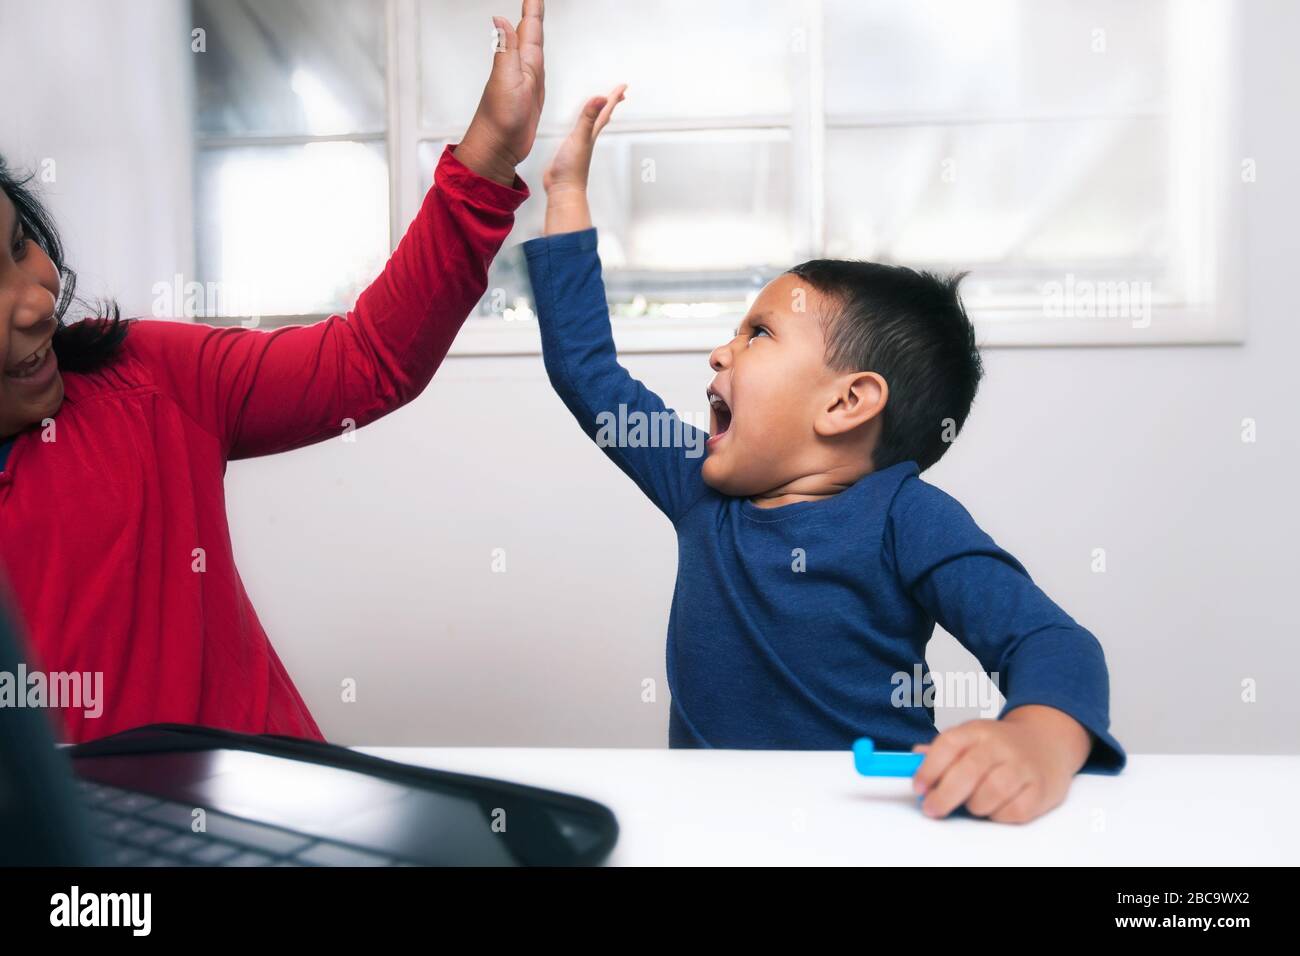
[747,325,771,343]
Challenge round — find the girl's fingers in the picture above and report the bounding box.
[492,15,519,56]
[489,15,522,90]
[514,0,544,98]
[516,0,544,64]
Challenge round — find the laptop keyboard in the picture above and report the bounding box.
[76,779,418,867]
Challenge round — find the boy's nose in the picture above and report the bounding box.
[709,342,731,371]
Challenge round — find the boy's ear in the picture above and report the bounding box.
[814,371,888,438]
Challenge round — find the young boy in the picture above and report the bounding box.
[523,88,1125,824]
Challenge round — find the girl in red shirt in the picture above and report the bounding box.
[0,2,545,743]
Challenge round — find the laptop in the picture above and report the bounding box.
[0,597,618,867]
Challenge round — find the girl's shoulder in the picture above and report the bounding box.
[62,317,230,396]
[58,319,187,406]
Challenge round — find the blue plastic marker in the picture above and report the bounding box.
[852,737,925,777]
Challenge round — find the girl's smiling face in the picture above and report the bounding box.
[0,189,63,440]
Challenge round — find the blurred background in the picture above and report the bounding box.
[0,0,1294,753]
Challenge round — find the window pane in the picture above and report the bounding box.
[195,142,390,318]
[824,0,1167,118]
[417,0,800,129]
[824,118,1168,296]
[192,0,387,137]
[422,131,794,318]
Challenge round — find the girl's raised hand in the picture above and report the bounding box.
[455,0,546,186]
[543,84,627,196]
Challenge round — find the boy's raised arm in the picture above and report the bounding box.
[538,88,623,235]
[523,87,710,523]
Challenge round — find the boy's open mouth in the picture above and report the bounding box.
[707,386,732,438]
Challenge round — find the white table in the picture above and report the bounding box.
[359,748,1300,865]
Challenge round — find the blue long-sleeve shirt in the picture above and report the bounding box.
[523,227,1125,773]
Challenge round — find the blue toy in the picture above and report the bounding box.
[852,737,925,777]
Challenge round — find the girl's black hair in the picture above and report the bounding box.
[0,156,128,373]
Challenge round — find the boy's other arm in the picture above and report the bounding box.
[885,479,1126,822]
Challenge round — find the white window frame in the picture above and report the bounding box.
[384,0,1243,353]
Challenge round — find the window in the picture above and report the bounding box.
[193,0,1243,349]
[192,0,391,321]
[815,0,1243,347]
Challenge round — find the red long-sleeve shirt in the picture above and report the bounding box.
[0,145,528,743]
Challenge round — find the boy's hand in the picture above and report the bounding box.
[454,0,545,187]
[542,85,626,235]
[910,704,1093,824]
[543,84,627,195]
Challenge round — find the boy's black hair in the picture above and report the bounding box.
[786,259,982,473]
[0,155,128,373]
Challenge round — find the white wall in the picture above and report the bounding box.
[4,1,1295,753]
